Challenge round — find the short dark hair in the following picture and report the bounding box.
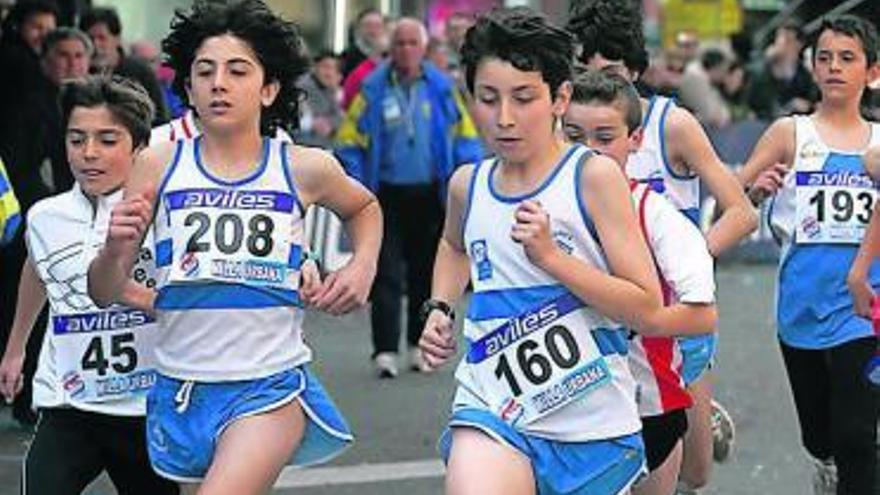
[700,49,728,71]
[777,19,806,44]
[566,0,649,76]
[461,6,574,96]
[570,69,642,133]
[356,8,381,25]
[42,27,93,58]
[312,49,338,64]
[162,0,310,137]
[60,75,155,149]
[79,7,122,36]
[811,15,879,67]
[2,0,58,34]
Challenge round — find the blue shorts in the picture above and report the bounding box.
[440,408,646,495]
[146,366,353,482]
[677,334,717,385]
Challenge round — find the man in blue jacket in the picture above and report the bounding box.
[336,17,482,378]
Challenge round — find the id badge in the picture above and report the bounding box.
[382,96,402,124]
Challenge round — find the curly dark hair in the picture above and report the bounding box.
[161,0,309,136]
[460,6,575,97]
[566,0,649,76]
[61,75,155,149]
[812,14,879,67]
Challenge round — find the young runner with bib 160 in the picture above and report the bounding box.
[0,75,178,494]
[417,7,712,495]
[88,1,382,494]
[740,15,879,495]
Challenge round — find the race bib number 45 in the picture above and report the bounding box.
[795,171,876,244]
[53,308,158,403]
[466,293,612,426]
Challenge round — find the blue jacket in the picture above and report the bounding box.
[335,61,482,196]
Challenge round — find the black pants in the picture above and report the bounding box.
[371,183,444,356]
[23,408,178,495]
[779,337,878,495]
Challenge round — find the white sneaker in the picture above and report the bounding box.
[811,458,837,495]
[408,348,432,373]
[711,399,736,463]
[374,352,398,379]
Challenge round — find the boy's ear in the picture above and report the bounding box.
[628,127,644,154]
[552,81,573,118]
[867,63,880,90]
[261,79,281,108]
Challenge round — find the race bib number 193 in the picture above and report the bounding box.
[467,293,612,426]
[53,308,158,403]
[795,171,876,244]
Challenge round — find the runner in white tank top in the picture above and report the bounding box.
[567,4,756,489]
[418,9,681,495]
[564,69,717,495]
[88,2,382,492]
[742,16,880,494]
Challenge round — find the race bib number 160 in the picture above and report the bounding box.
[467,294,612,426]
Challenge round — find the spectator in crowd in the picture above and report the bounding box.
[336,17,482,378]
[676,29,701,66]
[130,38,185,118]
[0,26,92,428]
[0,158,20,246]
[443,10,473,79]
[79,6,168,124]
[129,38,159,72]
[722,59,753,122]
[296,50,343,149]
[678,48,733,128]
[0,1,58,107]
[341,13,390,110]
[746,20,818,120]
[426,36,450,73]
[340,8,387,78]
[640,47,686,97]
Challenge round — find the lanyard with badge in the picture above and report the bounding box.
[382,75,419,143]
[466,293,613,426]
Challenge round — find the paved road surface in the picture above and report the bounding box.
[0,265,839,494]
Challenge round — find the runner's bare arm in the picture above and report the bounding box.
[420,165,474,369]
[290,146,381,314]
[88,143,174,307]
[0,257,46,401]
[848,206,880,318]
[738,118,796,195]
[531,154,663,333]
[666,108,758,256]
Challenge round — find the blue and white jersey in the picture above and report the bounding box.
[626,96,701,225]
[769,116,880,349]
[152,137,310,381]
[454,144,640,442]
[28,185,158,416]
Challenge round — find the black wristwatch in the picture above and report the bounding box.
[420,299,455,323]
